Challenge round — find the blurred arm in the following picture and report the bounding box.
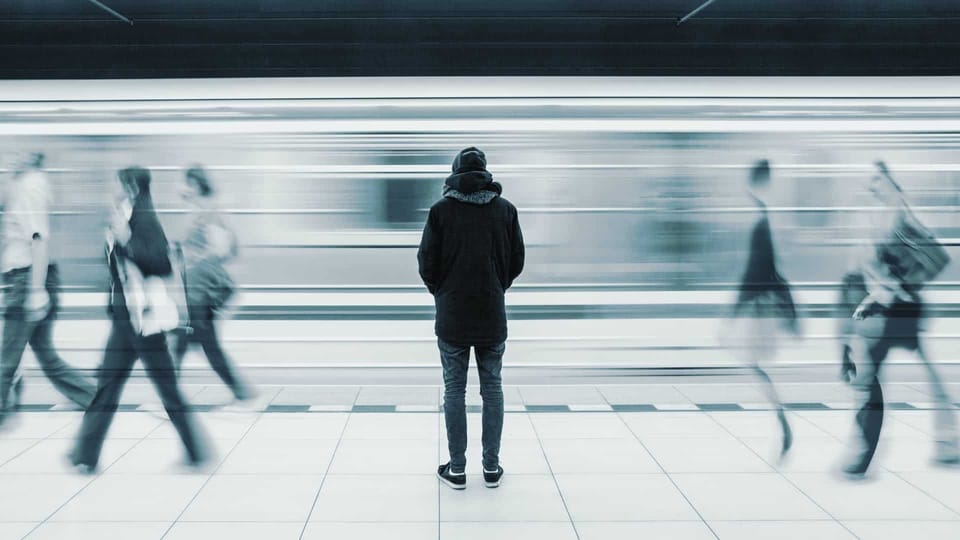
[25,180,50,308]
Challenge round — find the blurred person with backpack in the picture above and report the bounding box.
[842,161,956,478]
[172,166,252,403]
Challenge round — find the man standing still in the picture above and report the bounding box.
[418,147,524,490]
[0,153,95,425]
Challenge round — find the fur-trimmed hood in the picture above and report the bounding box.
[443,147,502,205]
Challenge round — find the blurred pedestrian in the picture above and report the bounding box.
[172,166,251,402]
[727,159,798,460]
[70,166,206,472]
[0,152,95,426]
[843,161,956,478]
[419,147,524,490]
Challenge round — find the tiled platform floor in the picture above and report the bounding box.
[1,402,959,539]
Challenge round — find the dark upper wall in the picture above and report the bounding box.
[1,0,958,78]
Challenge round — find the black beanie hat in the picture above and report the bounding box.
[451,147,487,173]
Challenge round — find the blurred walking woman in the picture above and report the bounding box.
[173,166,250,402]
[844,161,957,477]
[70,166,206,472]
[729,160,798,459]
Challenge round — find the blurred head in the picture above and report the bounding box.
[5,151,44,175]
[29,152,45,170]
[748,159,771,195]
[867,160,903,204]
[182,165,213,205]
[116,166,150,202]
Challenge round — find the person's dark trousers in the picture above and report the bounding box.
[851,325,904,474]
[439,338,505,473]
[0,265,95,416]
[173,304,247,400]
[851,299,925,473]
[851,344,886,473]
[72,319,205,468]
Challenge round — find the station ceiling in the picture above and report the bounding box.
[1,1,958,78]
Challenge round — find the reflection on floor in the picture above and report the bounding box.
[1,397,959,539]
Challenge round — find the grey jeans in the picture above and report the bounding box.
[439,338,505,473]
[0,265,95,416]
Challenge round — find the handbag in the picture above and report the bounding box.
[118,256,179,336]
[878,210,950,287]
[186,259,236,311]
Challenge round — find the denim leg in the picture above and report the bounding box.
[0,272,33,415]
[193,308,246,399]
[28,298,96,409]
[0,315,31,414]
[476,341,505,472]
[917,344,958,446]
[439,338,469,473]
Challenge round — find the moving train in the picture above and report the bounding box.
[1,77,958,369]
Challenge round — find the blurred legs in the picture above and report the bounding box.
[72,324,137,468]
[139,332,205,463]
[917,344,959,462]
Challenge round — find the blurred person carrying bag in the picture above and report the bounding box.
[183,216,237,313]
[107,196,180,337]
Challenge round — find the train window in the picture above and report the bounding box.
[383,177,434,228]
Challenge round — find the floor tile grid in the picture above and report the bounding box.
[0,417,62,469]
[790,403,956,476]
[156,387,282,539]
[296,407,356,540]
[889,470,960,521]
[697,410,861,537]
[19,410,174,539]
[598,390,721,539]
[525,411,590,540]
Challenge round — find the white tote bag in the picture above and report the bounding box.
[119,256,179,337]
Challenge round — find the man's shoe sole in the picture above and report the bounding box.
[484,479,500,488]
[437,472,466,490]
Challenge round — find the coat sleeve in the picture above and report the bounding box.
[506,208,525,289]
[417,206,442,295]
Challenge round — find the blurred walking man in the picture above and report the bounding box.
[0,152,95,426]
[418,147,524,490]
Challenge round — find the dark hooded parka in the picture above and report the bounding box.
[417,147,525,346]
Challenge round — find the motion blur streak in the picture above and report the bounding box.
[1,77,959,369]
